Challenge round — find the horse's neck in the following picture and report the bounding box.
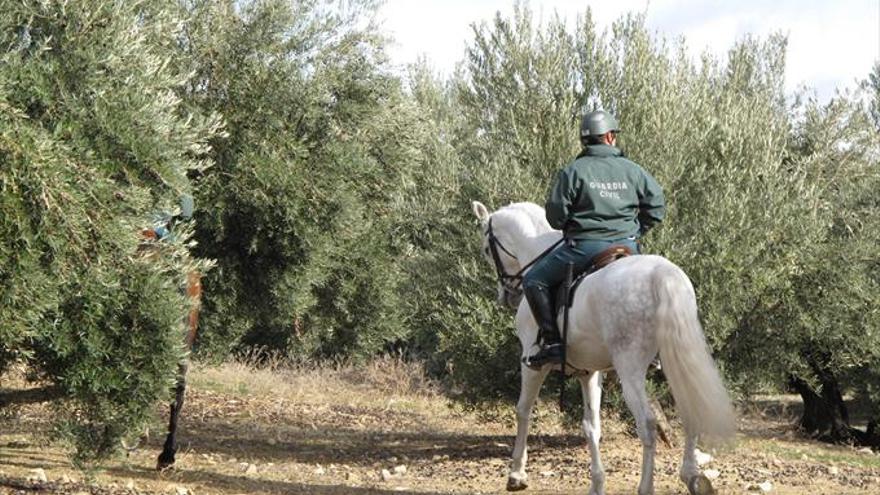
[516,230,562,265]
[500,204,560,265]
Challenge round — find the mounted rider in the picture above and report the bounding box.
[143,194,195,241]
[522,110,666,368]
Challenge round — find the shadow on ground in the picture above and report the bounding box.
[138,395,587,467]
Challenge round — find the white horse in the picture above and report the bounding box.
[472,201,735,495]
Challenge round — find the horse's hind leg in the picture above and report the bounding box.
[577,371,605,495]
[616,365,656,495]
[681,433,716,495]
[507,364,550,491]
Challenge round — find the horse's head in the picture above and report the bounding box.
[472,201,525,310]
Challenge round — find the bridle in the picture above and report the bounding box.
[484,217,563,297]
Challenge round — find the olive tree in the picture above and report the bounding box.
[0,0,216,462]
[728,86,880,445]
[178,0,424,360]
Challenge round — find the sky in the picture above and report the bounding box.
[378,0,880,102]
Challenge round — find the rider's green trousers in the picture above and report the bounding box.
[522,237,639,292]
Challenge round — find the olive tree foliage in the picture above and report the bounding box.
[0,0,217,462]
[867,62,880,129]
[459,6,579,194]
[403,4,874,413]
[179,0,423,360]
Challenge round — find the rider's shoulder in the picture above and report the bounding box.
[615,155,650,173]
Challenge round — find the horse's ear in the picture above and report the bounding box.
[472,201,490,222]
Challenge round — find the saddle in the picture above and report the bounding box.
[555,244,633,312]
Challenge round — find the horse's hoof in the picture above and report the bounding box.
[506,475,528,491]
[156,453,176,472]
[687,474,716,495]
[587,482,606,495]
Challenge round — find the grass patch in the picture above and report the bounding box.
[189,354,443,409]
[754,439,880,469]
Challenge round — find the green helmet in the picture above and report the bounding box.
[580,110,620,139]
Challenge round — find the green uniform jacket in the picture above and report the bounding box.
[545,144,666,240]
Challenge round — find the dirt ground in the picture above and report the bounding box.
[1,359,878,495]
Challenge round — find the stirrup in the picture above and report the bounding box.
[523,343,564,370]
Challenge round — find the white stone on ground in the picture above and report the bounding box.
[26,468,47,483]
[751,480,773,492]
[694,448,713,466]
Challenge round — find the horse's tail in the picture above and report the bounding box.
[654,264,736,445]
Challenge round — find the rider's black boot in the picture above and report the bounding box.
[523,285,564,369]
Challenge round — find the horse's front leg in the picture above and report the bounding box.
[157,361,189,471]
[507,363,550,491]
[577,371,605,495]
[157,271,201,471]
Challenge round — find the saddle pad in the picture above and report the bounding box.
[556,245,633,311]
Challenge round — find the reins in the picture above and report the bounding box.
[485,217,586,411]
[485,218,564,295]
